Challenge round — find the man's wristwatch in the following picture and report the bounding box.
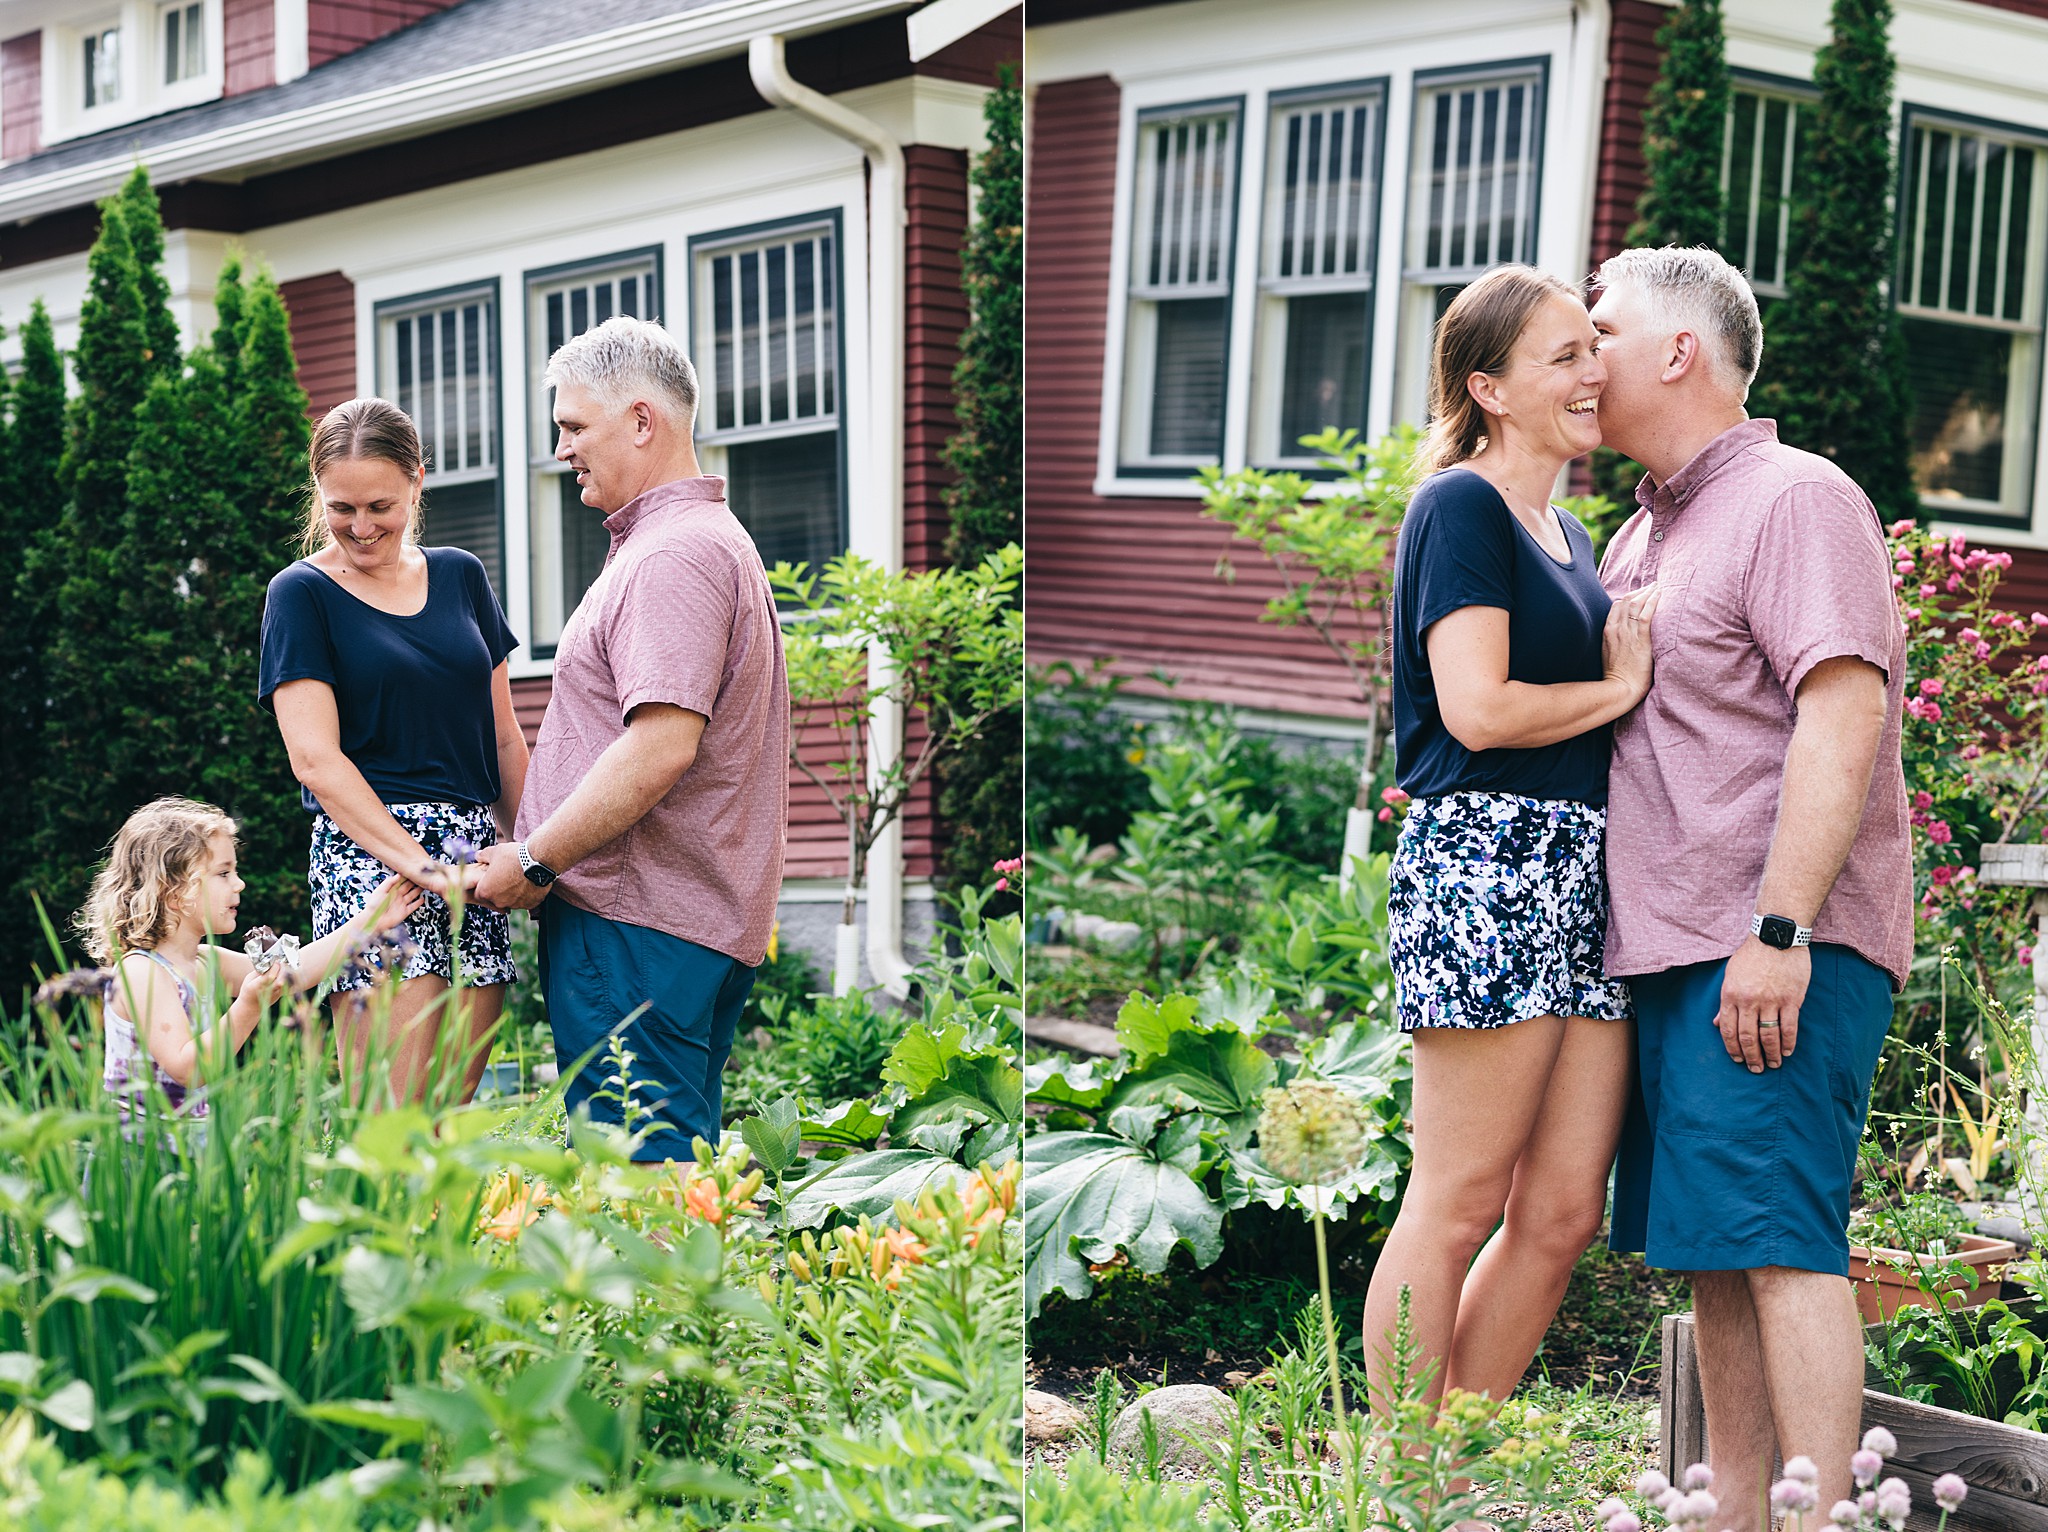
[516,842,559,888]
[1752,913,1813,950]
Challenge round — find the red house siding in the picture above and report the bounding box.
[307,0,461,69]
[280,270,358,419]
[1024,74,1370,718]
[1590,0,1665,271]
[224,0,276,96]
[2,32,40,164]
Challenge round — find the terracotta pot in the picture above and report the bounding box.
[1846,1233,2018,1325]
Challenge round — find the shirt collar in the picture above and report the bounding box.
[603,474,728,541]
[1636,418,1778,516]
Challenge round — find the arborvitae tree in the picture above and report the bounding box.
[206,271,312,929]
[4,305,66,978]
[30,173,185,961]
[936,63,1023,901]
[1628,0,1731,249]
[1751,0,1916,521]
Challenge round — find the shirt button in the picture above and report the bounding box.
[1652,530,1664,542]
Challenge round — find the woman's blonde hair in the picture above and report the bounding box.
[77,797,238,963]
[1415,264,1584,478]
[300,397,428,555]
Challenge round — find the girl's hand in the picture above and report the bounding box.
[1603,583,1660,701]
[413,862,483,900]
[239,963,291,1011]
[360,874,425,934]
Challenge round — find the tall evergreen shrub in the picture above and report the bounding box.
[1751,0,1916,521]
[936,64,1024,901]
[1627,0,1731,250]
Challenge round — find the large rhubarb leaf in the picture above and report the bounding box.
[1023,1131,1223,1314]
[782,1149,973,1230]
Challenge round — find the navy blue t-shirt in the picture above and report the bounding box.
[258,547,520,813]
[1391,468,1613,805]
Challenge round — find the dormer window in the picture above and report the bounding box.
[83,25,119,108]
[162,2,202,84]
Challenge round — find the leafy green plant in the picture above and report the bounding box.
[1027,1451,1209,1531]
[1022,990,1410,1314]
[772,544,1024,993]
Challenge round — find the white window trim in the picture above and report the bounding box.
[347,191,875,683]
[1091,52,1571,499]
[1896,105,2048,531]
[43,0,223,145]
[691,216,843,450]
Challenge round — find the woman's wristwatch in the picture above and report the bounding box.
[516,842,559,887]
[1751,912,1813,950]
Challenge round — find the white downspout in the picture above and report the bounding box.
[749,33,915,999]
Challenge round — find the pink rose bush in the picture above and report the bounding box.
[1887,521,2042,994]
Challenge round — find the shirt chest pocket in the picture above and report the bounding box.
[1647,563,1695,659]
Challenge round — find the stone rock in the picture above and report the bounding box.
[1107,1384,1236,1468]
[1024,1389,1087,1443]
[1069,912,1145,954]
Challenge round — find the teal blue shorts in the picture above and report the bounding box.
[539,898,756,1162]
[1609,944,1892,1276]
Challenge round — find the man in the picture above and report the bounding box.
[1590,246,1910,1525]
[472,315,789,1160]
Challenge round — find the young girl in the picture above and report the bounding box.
[78,796,423,1123]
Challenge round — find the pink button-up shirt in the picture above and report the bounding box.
[517,475,789,967]
[1599,419,1912,988]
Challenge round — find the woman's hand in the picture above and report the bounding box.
[359,874,426,934]
[1602,583,1660,703]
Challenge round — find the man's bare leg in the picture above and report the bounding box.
[1751,1266,1863,1514]
[1690,1269,1775,1532]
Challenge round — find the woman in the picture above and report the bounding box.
[258,398,528,1106]
[1361,265,1657,1413]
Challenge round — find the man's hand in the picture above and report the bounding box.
[1714,936,1809,1072]
[473,842,551,911]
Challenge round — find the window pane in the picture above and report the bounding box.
[697,228,835,440]
[727,432,841,576]
[1148,297,1228,458]
[559,484,611,622]
[1133,107,1239,295]
[1902,315,2011,503]
[421,478,504,602]
[1410,72,1542,278]
[1268,93,1381,283]
[1280,291,1370,448]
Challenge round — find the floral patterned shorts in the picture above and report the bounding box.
[310,802,517,993]
[1387,791,1632,1033]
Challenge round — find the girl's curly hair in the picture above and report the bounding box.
[77,797,238,963]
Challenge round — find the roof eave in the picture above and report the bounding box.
[0,0,911,228]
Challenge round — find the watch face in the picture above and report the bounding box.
[1758,915,1798,950]
[523,863,554,887]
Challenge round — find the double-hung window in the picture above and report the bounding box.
[377,285,504,599]
[83,23,120,108]
[1118,102,1241,472]
[692,219,844,576]
[161,1,202,83]
[1398,64,1544,419]
[1896,113,2046,521]
[1251,83,1385,465]
[525,252,661,649]
[1722,82,1808,297]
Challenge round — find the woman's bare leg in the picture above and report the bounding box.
[1361,1017,1568,1412]
[450,984,507,1105]
[1445,1015,1633,1401]
[331,975,452,1107]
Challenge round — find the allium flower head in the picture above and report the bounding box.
[1830,1502,1860,1528]
[1596,1499,1628,1522]
[1636,1470,1671,1501]
[1852,1448,1884,1485]
[1862,1426,1898,1457]
[1877,1476,1912,1526]
[1682,1489,1718,1524]
[1784,1457,1819,1485]
[1682,1464,1714,1491]
[1773,1477,1819,1515]
[1604,1514,1641,1532]
[1933,1474,1967,1512]
[1257,1080,1370,1185]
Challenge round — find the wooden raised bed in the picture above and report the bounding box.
[1661,1311,2048,1532]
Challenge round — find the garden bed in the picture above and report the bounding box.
[1662,1310,2048,1531]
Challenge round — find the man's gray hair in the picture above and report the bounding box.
[1594,246,1764,396]
[544,315,699,429]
